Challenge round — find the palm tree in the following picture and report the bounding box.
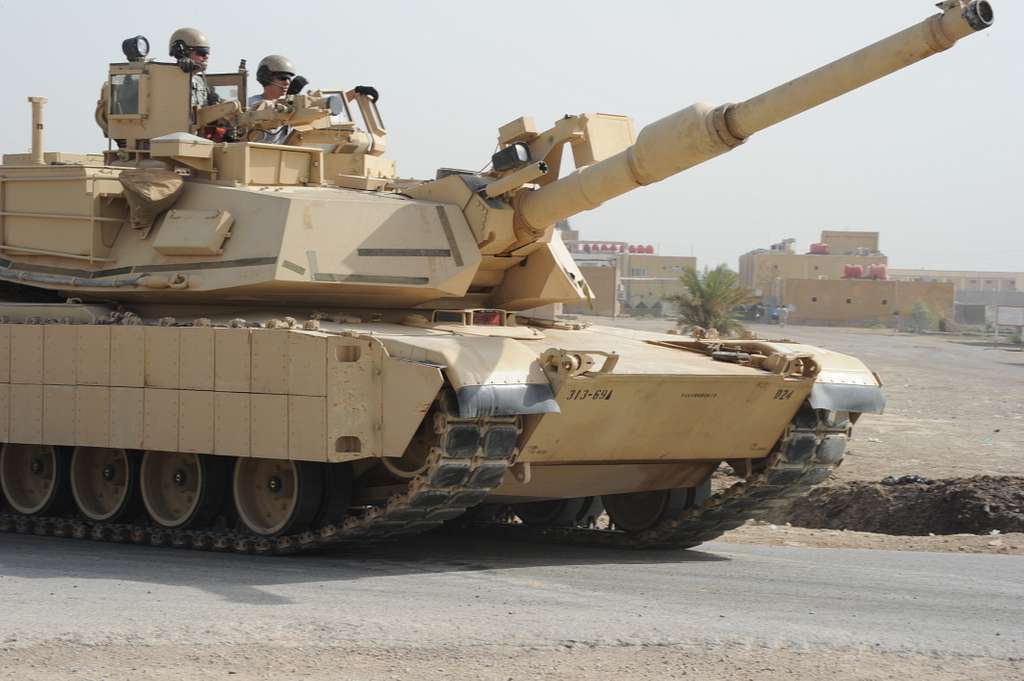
[668,265,755,336]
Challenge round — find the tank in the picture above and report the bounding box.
[844,264,865,279]
[809,243,830,255]
[0,2,994,554]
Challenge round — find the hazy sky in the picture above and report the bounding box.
[1,1,1020,272]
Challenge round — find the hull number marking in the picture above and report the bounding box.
[566,389,614,401]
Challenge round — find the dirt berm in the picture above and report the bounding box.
[773,476,1024,535]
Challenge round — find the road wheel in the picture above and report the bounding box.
[512,497,590,528]
[0,444,70,515]
[603,481,710,533]
[70,447,141,522]
[233,458,323,536]
[140,452,226,529]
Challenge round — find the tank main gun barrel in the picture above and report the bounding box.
[516,1,994,232]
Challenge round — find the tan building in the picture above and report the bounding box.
[564,239,697,317]
[739,230,886,300]
[621,277,688,313]
[739,252,887,298]
[886,269,1024,325]
[819,230,879,254]
[887,268,1021,293]
[618,254,696,278]
[779,279,954,324]
[564,265,620,317]
[617,255,696,314]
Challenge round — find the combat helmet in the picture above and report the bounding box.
[256,55,296,86]
[169,27,210,59]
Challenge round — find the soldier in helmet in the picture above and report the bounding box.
[168,27,220,111]
[246,55,298,145]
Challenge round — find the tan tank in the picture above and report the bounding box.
[0,2,994,552]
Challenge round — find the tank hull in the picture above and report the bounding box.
[0,305,880,549]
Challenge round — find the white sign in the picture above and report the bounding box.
[996,306,1024,327]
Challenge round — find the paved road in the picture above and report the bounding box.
[0,533,1020,659]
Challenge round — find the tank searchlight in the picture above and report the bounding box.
[121,35,150,62]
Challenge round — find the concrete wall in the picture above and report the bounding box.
[739,252,888,298]
[820,230,879,254]
[779,279,954,324]
[565,266,619,317]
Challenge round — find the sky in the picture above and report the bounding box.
[1,0,1020,272]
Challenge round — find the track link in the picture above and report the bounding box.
[472,404,849,549]
[0,400,521,555]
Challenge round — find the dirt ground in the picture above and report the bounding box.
[782,476,1024,535]
[585,318,1024,554]
[730,475,1024,555]
[2,643,1018,681]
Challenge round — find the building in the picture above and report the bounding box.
[778,278,954,325]
[560,228,696,317]
[741,230,961,326]
[887,268,1021,292]
[819,230,879,255]
[619,253,694,278]
[618,253,697,314]
[739,230,887,303]
[564,265,620,317]
[887,269,1024,325]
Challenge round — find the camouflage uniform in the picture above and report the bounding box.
[191,72,220,109]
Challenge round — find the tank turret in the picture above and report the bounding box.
[0,1,995,313]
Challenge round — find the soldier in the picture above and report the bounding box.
[246,55,298,145]
[249,55,297,109]
[168,27,220,111]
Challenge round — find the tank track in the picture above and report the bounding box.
[0,402,521,555]
[471,405,849,549]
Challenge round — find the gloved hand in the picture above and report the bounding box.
[354,85,379,102]
[287,75,309,96]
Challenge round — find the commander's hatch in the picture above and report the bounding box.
[104,62,191,155]
[102,60,250,159]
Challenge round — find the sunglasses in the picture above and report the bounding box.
[272,73,293,82]
[192,47,210,57]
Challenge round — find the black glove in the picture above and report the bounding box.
[354,85,379,102]
[287,75,309,96]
